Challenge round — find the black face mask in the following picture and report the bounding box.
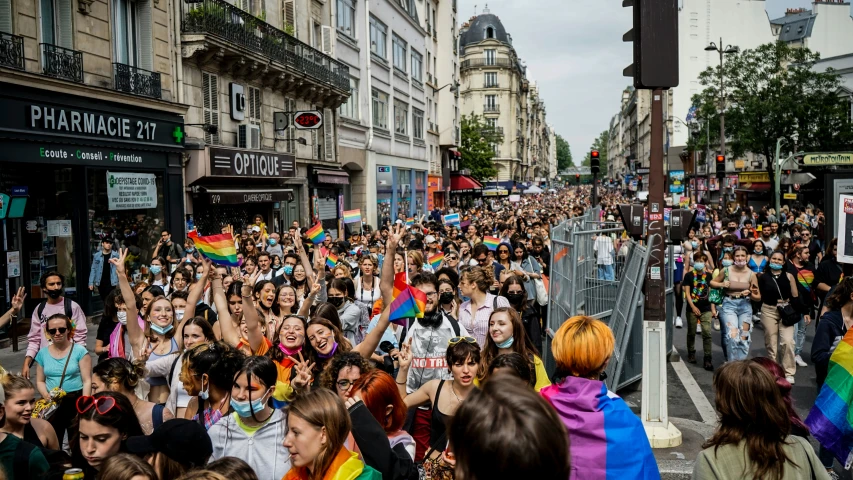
[506,292,525,305]
[45,289,62,300]
[439,292,455,305]
[329,297,345,307]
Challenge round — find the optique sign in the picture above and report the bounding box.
[209,147,295,178]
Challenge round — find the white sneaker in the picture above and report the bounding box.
[795,355,808,367]
[675,316,683,328]
[713,319,720,331]
[786,376,795,385]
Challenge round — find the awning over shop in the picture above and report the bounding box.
[735,182,771,193]
[313,168,350,185]
[200,187,294,204]
[450,174,483,193]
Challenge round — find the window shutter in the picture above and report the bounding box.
[283,0,296,35]
[137,0,154,70]
[321,25,334,56]
[57,0,74,48]
[0,0,13,33]
[285,97,295,153]
[311,129,318,159]
[202,71,220,144]
[324,108,334,161]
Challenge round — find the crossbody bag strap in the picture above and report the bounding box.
[57,344,74,390]
[800,440,817,480]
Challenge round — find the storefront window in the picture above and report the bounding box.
[377,166,393,228]
[397,168,411,221]
[415,171,426,218]
[87,169,165,286]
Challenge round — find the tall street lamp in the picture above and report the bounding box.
[705,39,739,205]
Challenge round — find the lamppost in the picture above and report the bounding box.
[705,39,739,206]
[674,117,700,203]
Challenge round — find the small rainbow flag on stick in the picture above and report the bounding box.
[483,236,500,251]
[428,252,444,270]
[326,253,339,269]
[188,231,240,267]
[406,217,415,227]
[343,209,362,224]
[388,273,427,323]
[305,223,326,244]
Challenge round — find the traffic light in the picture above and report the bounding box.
[575,174,581,184]
[623,0,679,89]
[590,150,600,174]
[716,154,726,179]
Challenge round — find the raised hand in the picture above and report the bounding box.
[289,351,315,390]
[292,230,304,251]
[109,248,129,275]
[308,281,322,298]
[10,287,26,313]
[397,337,412,369]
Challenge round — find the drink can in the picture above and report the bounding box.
[63,468,85,480]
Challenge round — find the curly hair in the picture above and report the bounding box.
[320,351,372,391]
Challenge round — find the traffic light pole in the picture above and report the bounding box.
[641,89,682,448]
[592,172,598,207]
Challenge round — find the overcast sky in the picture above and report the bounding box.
[456,0,813,161]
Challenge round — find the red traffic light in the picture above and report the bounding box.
[575,174,580,178]
[591,150,600,159]
[293,110,323,130]
[716,155,725,163]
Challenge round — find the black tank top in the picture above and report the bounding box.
[23,422,45,449]
[429,380,451,451]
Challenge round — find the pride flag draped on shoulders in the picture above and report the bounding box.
[806,327,853,468]
[540,376,660,480]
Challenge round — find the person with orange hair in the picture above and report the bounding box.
[539,315,660,480]
[343,371,418,480]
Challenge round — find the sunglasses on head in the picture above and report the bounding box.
[76,395,121,415]
[448,336,477,346]
[47,327,67,335]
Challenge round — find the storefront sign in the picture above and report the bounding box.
[10,186,27,196]
[838,194,853,264]
[106,171,158,210]
[6,251,20,278]
[0,143,170,168]
[738,171,770,183]
[783,193,798,200]
[209,147,295,178]
[803,152,853,166]
[208,189,294,205]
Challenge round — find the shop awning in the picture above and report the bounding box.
[450,175,483,193]
[200,187,294,204]
[314,169,350,185]
[735,182,771,193]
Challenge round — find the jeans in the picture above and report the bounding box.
[795,316,807,356]
[720,297,753,361]
[597,264,614,281]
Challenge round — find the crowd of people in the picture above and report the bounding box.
[0,185,848,480]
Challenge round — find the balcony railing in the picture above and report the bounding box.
[483,104,499,113]
[114,63,162,99]
[0,33,24,70]
[461,58,520,71]
[181,0,349,92]
[41,43,83,83]
[483,81,499,88]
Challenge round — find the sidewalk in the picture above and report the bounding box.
[0,317,100,375]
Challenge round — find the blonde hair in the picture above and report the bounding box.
[1,374,34,400]
[551,316,614,378]
[175,471,230,480]
[332,263,352,279]
[287,389,351,479]
[407,250,424,272]
[461,266,494,293]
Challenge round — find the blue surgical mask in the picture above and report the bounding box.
[150,265,162,275]
[283,265,295,276]
[723,247,733,253]
[691,241,698,248]
[198,376,209,400]
[693,262,705,271]
[269,239,277,246]
[186,247,194,253]
[722,259,734,267]
[496,336,515,349]
[770,263,784,271]
[754,248,763,254]
[150,323,174,335]
[230,393,269,418]
[195,274,203,281]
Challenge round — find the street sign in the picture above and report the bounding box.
[802,152,853,166]
[783,193,797,200]
[293,110,323,130]
[10,186,27,196]
[781,172,816,185]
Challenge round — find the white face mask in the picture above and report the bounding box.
[116,311,128,325]
[175,310,185,321]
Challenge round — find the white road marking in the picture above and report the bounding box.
[671,356,717,426]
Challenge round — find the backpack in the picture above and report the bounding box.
[37,298,73,322]
[14,439,72,480]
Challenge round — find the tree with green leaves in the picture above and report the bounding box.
[691,41,853,201]
[459,114,503,181]
[556,134,573,170]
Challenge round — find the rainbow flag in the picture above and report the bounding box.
[796,269,815,292]
[806,328,853,468]
[428,252,444,270]
[406,217,415,227]
[540,377,661,479]
[392,272,408,298]
[305,223,326,244]
[188,231,240,267]
[388,282,427,324]
[326,253,339,269]
[343,209,362,224]
[483,236,500,251]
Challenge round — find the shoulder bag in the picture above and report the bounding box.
[32,345,74,420]
[771,275,800,327]
[708,268,726,305]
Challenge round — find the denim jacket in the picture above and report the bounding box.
[88,250,119,287]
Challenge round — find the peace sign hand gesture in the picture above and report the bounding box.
[397,337,413,370]
[289,351,315,390]
[109,248,129,275]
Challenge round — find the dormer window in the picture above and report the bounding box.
[486,26,494,39]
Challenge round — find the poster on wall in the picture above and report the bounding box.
[6,251,20,278]
[668,170,685,193]
[107,171,157,210]
[838,194,853,264]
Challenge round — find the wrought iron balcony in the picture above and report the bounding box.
[461,58,521,71]
[114,63,162,99]
[181,0,349,94]
[483,81,499,88]
[483,104,499,113]
[0,33,24,70]
[41,43,83,83]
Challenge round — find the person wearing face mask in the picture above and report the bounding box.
[758,252,805,384]
[267,232,283,260]
[208,356,292,480]
[499,276,541,348]
[153,229,185,271]
[682,253,714,371]
[94,289,142,363]
[329,278,365,345]
[438,279,460,320]
[711,247,761,362]
[23,272,89,380]
[477,308,550,391]
[147,256,171,296]
[184,236,201,265]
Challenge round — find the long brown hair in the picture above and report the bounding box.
[705,361,795,480]
[287,389,351,480]
[478,308,538,385]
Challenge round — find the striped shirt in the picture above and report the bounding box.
[458,293,510,346]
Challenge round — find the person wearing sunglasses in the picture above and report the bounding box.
[395,337,480,461]
[34,313,91,445]
[444,250,461,273]
[208,356,292,480]
[70,392,143,478]
[495,243,516,285]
